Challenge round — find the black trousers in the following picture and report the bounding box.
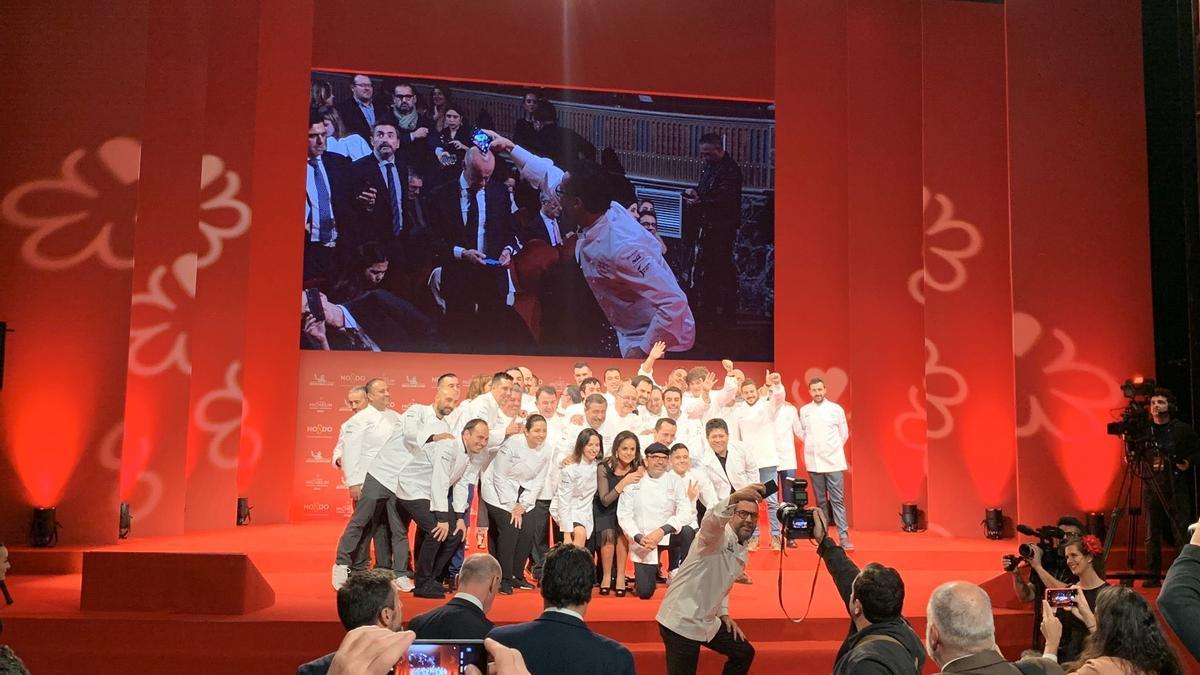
[335,475,408,575]
[659,621,754,675]
[527,499,558,579]
[484,500,536,581]
[667,526,698,572]
[396,497,462,589]
[634,527,697,599]
[348,496,394,571]
[1145,473,1193,575]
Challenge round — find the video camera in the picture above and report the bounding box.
[1106,378,1155,441]
[1003,523,1066,573]
[776,477,816,540]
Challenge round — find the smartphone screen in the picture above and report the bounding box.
[763,479,778,498]
[1045,588,1077,609]
[395,640,486,674]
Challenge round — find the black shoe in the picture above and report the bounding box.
[512,578,535,591]
[499,581,514,595]
[413,583,446,599]
[599,586,610,596]
[1144,578,1162,589]
[656,572,668,585]
[614,587,626,598]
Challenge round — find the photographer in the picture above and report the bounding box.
[811,509,926,675]
[1009,517,1085,602]
[1145,388,1199,586]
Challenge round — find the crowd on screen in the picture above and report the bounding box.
[304,351,1200,675]
[301,75,747,359]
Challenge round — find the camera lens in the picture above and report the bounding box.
[1018,543,1034,558]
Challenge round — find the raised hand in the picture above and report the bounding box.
[649,340,667,362]
[722,359,734,373]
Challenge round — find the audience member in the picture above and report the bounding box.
[1042,536,1110,664]
[1157,518,1200,661]
[349,119,409,248]
[527,99,596,166]
[408,554,501,640]
[318,105,372,161]
[489,544,636,674]
[305,111,354,283]
[438,105,474,167]
[428,82,455,131]
[811,509,926,675]
[327,628,529,675]
[926,581,1063,674]
[299,568,405,675]
[1043,585,1182,675]
[388,82,439,175]
[336,74,391,142]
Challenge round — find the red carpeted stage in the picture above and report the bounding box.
[4,522,1040,674]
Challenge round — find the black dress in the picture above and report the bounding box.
[1055,582,1110,664]
[593,463,631,541]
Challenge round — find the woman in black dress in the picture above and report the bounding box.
[1040,535,1112,664]
[594,430,643,597]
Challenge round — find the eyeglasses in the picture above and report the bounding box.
[732,510,758,521]
[394,94,416,99]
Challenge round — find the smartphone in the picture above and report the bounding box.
[395,640,486,674]
[1046,587,1078,609]
[482,258,503,267]
[305,288,324,323]
[472,128,491,154]
[763,479,778,498]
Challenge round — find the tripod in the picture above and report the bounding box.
[1102,443,1190,578]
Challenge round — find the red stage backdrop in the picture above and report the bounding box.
[0,0,1153,544]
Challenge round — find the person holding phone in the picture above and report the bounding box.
[1042,585,1182,675]
[656,483,765,675]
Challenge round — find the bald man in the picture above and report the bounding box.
[429,146,523,348]
[925,581,1063,674]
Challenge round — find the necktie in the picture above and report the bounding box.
[466,187,481,251]
[548,218,562,246]
[384,162,403,236]
[309,158,333,243]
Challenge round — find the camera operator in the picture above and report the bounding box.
[810,509,926,675]
[1009,517,1084,603]
[1145,388,1200,586]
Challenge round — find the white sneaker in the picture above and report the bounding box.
[332,564,349,590]
[396,575,415,592]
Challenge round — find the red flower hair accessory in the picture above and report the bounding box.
[1081,534,1103,557]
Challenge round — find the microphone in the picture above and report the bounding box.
[1016,524,1039,537]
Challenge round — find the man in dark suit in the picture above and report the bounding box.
[926,581,1063,675]
[489,544,635,675]
[335,74,392,143]
[528,99,596,167]
[305,112,355,285]
[409,554,500,640]
[518,193,565,248]
[428,146,531,352]
[297,569,404,675]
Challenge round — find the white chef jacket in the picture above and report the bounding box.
[427,437,478,521]
[401,403,453,453]
[655,495,748,642]
[459,392,512,449]
[539,419,571,501]
[617,471,695,564]
[331,412,355,469]
[340,405,401,487]
[554,458,599,536]
[511,146,695,356]
[702,440,758,499]
[733,385,785,469]
[480,433,552,512]
[797,400,849,473]
[366,416,413,492]
[773,402,801,472]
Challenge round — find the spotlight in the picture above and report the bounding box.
[30,507,60,547]
[984,507,1005,540]
[119,502,132,539]
[899,503,921,532]
[1086,512,1107,540]
[236,497,252,526]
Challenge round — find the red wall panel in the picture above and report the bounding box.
[922,0,1018,536]
[1006,0,1153,524]
[845,0,927,529]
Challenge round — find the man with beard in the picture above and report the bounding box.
[682,132,743,333]
[349,120,409,251]
[656,483,764,675]
[389,82,438,176]
[1145,388,1200,586]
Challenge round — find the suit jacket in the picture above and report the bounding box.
[336,97,394,142]
[394,113,440,177]
[408,597,494,640]
[348,153,410,250]
[295,652,333,675]
[941,651,1064,675]
[309,152,355,247]
[517,208,563,248]
[428,175,517,262]
[488,612,636,675]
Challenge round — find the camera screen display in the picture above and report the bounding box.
[394,641,486,674]
[791,515,810,530]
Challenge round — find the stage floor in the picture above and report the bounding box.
[0,522,1161,674]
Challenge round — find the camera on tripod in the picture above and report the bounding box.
[776,477,816,540]
[1003,523,1065,572]
[1106,378,1155,440]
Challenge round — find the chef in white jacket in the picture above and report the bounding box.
[700,419,758,508]
[772,397,802,549]
[393,419,490,599]
[797,377,853,549]
[486,130,695,358]
[730,371,784,548]
[528,385,568,580]
[618,443,698,600]
[554,427,604,547]
[480,414,553,594]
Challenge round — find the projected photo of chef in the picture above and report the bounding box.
[300,71,774,360]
